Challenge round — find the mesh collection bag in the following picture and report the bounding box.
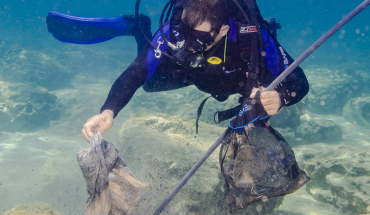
[219,93,310,213]
[77,134,149,215]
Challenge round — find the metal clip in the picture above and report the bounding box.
[172,29,180,37]
[155,37,164,58]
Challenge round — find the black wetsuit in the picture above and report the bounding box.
[101,26,309,118]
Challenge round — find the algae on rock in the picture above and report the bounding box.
[298,144,370,215]
[302,67,361,115]
[343,96,370,129]
[2,202,62,215]
[116,111,284,215]
[0,81,62,132]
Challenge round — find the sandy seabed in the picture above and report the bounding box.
[1,76,370,215]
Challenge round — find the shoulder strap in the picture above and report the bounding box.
[146,23,171,80]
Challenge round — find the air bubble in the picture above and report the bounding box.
[291,92,296,97]
[256,204,262,212]
[356,29,360,34]
[339,34,344,39]
[331,42,338,49]
[352,201,356,206]
[67,10,71,14]
[365,26,369,31]
[357,38,361,41]
[320,101,325,106]
[296,39,304,46]
[261,52,266,57]
[262,196,268,202]
[300,30,307,37]
[361,33,365,37]
[341,30,346,34]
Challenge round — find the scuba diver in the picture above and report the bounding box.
[46,0,310,212]
[46,0,370,212]
[46,0,308,141]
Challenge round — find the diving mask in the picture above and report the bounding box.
[171,21,218,68]
[177,21,217,53]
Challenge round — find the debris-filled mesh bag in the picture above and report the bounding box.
[219,95,310,213]
[77,134,149,215]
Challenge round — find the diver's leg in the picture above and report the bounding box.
[122,14,153,55]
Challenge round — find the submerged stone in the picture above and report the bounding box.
[2,202,62,215]
[298,144,370,215]
[0,81,62,132]
[116,110,285,214]
[302,67,362,115]
[295,113,343,144]
[343,96,370,129]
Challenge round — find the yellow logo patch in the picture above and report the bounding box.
[207,57,222,65]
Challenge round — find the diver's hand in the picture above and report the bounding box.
[250,87,281,116]
[81,110,114,142]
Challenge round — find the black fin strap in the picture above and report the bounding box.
[214,105,241,124]
[196,96,211,134]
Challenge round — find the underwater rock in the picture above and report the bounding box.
[0,81,62,132]
[55,45,126,82]
[0,45,73,90]
[271,127,300,147]
[343,96,370,129]
[0,44,129,91]
[302,67,361,115]
[130,85,304,131]
[116,111,284,214]
[299,145,370,215]
[129,86,241,127]
[269,104,302,129]
[2,202,62,215]
[295,113,343,144]
[40,158,58,181]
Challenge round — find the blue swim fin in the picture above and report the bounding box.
[45,11,135,44]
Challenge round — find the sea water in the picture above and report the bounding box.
[0,0,369,214]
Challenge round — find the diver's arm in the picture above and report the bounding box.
[276,65,308,107]
[100,49,148,118]
[81,109,114,142]
[250,87,281,115]
[273,44,309,107]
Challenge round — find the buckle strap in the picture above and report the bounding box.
[214,105,241,124]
